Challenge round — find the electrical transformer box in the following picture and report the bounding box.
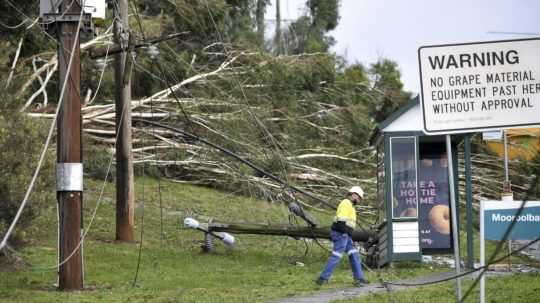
[40,0,106,20]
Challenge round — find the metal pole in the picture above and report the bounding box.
[446,135,462,301]
[57,0,83,290]
[503,130,512,268]
[480,201,485,303]
[503,130,509,182]
[114,0,135,242]
[465,134,474,269]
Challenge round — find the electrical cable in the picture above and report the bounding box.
[132,109,146,286]
[149,58,337,211]
[458,179,540,302]
[382,236,540,288]
[9,33,119,272]
[0,18,29,30]
[0,6,85,253]
[127,0,336,214]
[146,59,165,246]
[87,24,115,104]
[356,154,540,301]
[152,102,165,246]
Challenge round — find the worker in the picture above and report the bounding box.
[316,186,369,286]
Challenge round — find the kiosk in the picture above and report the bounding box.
[372,97,461,266]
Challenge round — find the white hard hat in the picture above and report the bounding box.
[348,186,364,199]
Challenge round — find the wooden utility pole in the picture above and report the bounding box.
[57,0,83,290]
[207,222,376,242]
[114,0,135,242]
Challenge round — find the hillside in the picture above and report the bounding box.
[1,177,538,302]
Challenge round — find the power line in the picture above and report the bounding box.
[132,92,146,287]
[376,177,540,298]
[459,181,540,302]
[0,6,85,253]
[0,18,29,30]
[3,32,121,273]
[487,31,540,36]
[127,0,337,212]
[382,236,540,288]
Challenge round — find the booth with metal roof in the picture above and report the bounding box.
[372,97,462,267]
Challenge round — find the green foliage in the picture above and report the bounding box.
[283,0,340,54]
[84,142,115,181]
[516,154,540,200]
[0,1,38,42]
[307,0,340,31]
[0,94,54,247]
[369,59,412,123]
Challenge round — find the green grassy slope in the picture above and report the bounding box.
[1,177,537,303]
[0,177,338,302]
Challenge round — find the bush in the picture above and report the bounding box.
[83,141,115,181]
[0,96,54,248]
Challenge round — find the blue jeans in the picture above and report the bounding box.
[319,230,364,281]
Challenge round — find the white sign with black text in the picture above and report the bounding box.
[418,38,540,134]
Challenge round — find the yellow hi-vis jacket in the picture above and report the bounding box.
[333,199,356,229]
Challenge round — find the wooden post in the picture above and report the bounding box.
[207,222,376,243]
[114,0,135,242]
[57,0,83,290]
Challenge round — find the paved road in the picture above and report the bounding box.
[272,270,515,303]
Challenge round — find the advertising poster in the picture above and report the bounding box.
[418,148,452,251]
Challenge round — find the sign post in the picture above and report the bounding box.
[418,38,540,302]
[445,135,461,299]
[479,200,486,303]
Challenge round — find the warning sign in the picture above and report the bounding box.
[418,38,540,134]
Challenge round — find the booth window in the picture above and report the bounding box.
[377,141,386,223]
[390,137,418,219]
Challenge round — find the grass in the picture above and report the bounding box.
[1,177,538,302]
[0,177,340,302]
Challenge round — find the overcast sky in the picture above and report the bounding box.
[268,0,540,94]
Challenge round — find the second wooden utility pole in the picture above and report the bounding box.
[114,0,135,242]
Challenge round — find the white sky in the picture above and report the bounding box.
[268,0,540,94]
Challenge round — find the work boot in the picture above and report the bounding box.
[353,278,370,287]
[315,277,328,286]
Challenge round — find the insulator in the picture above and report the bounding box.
[202,232,214,253]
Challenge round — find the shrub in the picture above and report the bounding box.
[0,96,54,248]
